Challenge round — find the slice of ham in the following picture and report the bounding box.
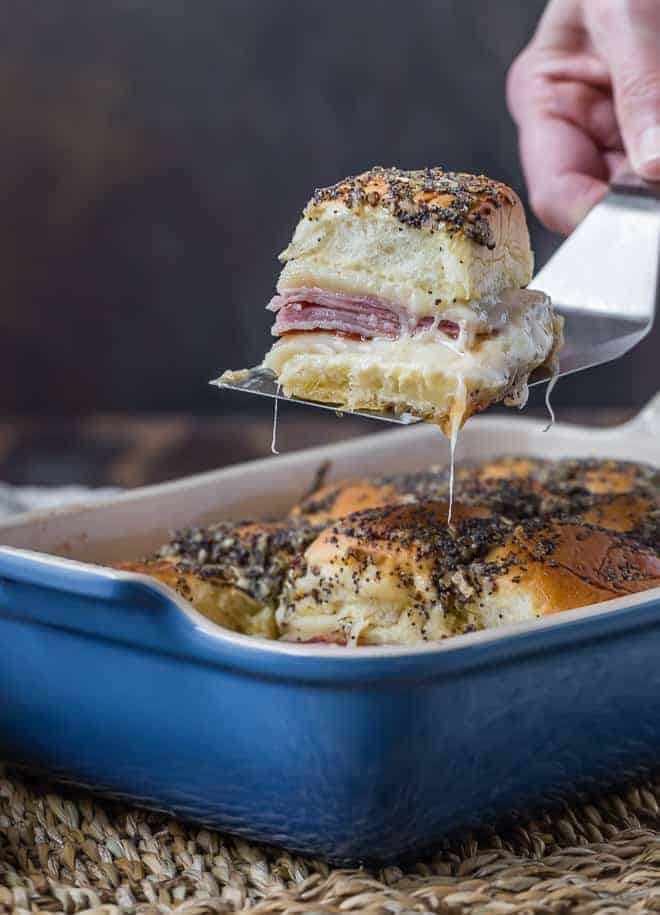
[268,288,460,341]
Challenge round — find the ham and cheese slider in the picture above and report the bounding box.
[227,166,563,432]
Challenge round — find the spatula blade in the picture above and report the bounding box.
[212,369,423,424]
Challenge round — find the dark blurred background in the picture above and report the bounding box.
[0,0,657,484]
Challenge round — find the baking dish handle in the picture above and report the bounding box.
[0,546,206,660]
[0,547,141,599]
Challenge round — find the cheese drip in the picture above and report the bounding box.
[447,376,468,527]
[271,384,281,454]
[543,364,560,433]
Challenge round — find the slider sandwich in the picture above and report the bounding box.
[222,166,563,432]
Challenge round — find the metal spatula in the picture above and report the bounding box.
[215,169,659,424]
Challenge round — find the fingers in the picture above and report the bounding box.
[535,81,621,151]
[507,0,660,231]
[585,0,660,178]
[517,111,608,234]
[508,49,613,233]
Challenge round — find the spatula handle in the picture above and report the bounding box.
[610,163,660,198]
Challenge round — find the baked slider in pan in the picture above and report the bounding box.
[119,458,659,647]
[116,519,317,639]
[276,505,660,645]
[222,166,564,432]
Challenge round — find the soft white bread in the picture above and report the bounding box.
[278,166,534,315]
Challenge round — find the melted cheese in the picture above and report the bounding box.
[263,289,559,432]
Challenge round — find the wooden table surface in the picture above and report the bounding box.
[0,406,635,489]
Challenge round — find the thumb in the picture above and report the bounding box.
[586,0,660,179]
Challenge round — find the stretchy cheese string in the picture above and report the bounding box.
[543,368,559,433]
[448,430,458,528]
[447,376,467,528]
[271,385,281,455]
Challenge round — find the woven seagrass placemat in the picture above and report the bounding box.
[3,766,660,914]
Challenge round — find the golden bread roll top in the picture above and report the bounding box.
[290,458,657,533]
[278,166,534,315]
[290,466,462,523]
[550,458,658,495]
[305,167,521,247]
[481,523,660,622]
[475,456,549,483]
[577,494,654,533]
[305,499,492,568]
[290,479,399,524]
[277,457,659,645]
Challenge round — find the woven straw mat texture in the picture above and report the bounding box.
[3,765,660,914]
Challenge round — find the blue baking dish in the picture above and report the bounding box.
[1,396,659,863]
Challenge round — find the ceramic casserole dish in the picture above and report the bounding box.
[1,395,659,864]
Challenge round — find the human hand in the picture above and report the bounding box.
[507,0,660,234]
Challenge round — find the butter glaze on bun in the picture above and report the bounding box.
[276,499,497,645]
